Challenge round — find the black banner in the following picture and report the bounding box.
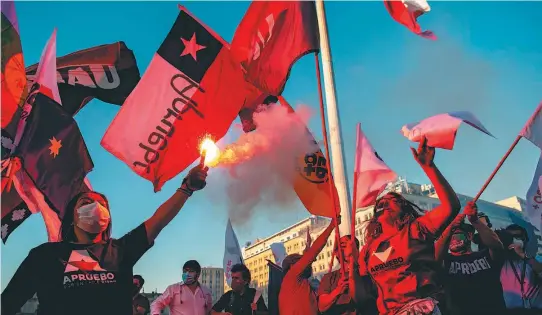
[25,41,140,116]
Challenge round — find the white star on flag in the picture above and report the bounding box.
[180,33,206,61]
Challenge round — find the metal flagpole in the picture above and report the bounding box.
[315,0,352,236]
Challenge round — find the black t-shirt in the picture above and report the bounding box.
[1,223,153,315]
[443,249,506,315]
[212,288,268,315]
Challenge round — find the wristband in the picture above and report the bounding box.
[177,178,194,197]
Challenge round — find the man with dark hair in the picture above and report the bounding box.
[212,263,267,315]
[435,202,505,315]
[279,218,336,315]
[151,260,212,315]
[132,275,149,315]
[318,235,377,315]
[499,224,542,313]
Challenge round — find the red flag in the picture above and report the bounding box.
[231,1,319,95]
[384,0,436,40]
[101,6,249,191]
[1,1,27,132]
[354,123,397,208]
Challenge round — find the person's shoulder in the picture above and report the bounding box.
[220,290,233,298]
[31,241,66,255]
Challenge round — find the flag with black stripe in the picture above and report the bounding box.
[102,5,251,191]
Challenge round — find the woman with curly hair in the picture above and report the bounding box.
[358,137,461,315]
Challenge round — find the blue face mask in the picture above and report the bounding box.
[182,271,196,284]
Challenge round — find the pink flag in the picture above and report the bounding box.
[401,111,493,150]
[520,102,542,150]
[525,154,542,231]
[354,123,397,208]
[12,29,61,154]
[384,0,436,40]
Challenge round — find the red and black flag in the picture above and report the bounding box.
[25,41,140,116]
[231,1,319,96]
[14,93,94,218]
[102,6,250,191]
[1,199,31,243]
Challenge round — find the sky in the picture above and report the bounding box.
[2,1,542,293]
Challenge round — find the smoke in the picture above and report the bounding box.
[206,104,318,226]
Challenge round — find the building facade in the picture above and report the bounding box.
[200,267,224,304]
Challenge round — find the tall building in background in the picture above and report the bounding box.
[239,177,542,304]
[201,267,224,304]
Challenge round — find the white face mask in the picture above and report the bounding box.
[512,238,524,248]
[75,202,110,234]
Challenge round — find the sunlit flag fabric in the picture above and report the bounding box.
[1,1,27,135]
[231,0,319,96]
[25,41,141,116]
[223,219,243,287]
[525,155,542,232]
[267,261,284,315]
[354,123,397,208]
[520,102,542,150]
[384,0,436,40]
[101,6,249,192]
[14,93,94,220]
[401,111,493,150]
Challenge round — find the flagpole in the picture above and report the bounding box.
[351,170,358,249]
[473,136,521,202]
[312,53,345,274]
[315,0,352,236]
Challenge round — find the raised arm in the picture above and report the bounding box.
[414,137,461,234]
[290,219,336,277]
[144,165,208,243]
[318,272,348,312]
[435,214,465,262]
[465,202,503,258]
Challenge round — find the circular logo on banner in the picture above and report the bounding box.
[4,53,28,104]
[296,150,329,184]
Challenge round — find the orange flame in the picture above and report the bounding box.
[200,138,220,167]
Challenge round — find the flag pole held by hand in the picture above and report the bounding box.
[200,150,207,167]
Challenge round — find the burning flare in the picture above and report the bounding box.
[200,138,220,167]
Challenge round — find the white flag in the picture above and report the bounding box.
[520,103,542,150]
[270,243,287,266]
[401,111,493,150]
[526,155,542,232]
[223,219,243,287]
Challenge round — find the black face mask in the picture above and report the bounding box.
[132,284,141,296]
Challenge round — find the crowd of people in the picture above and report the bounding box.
[2,136,542,315]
